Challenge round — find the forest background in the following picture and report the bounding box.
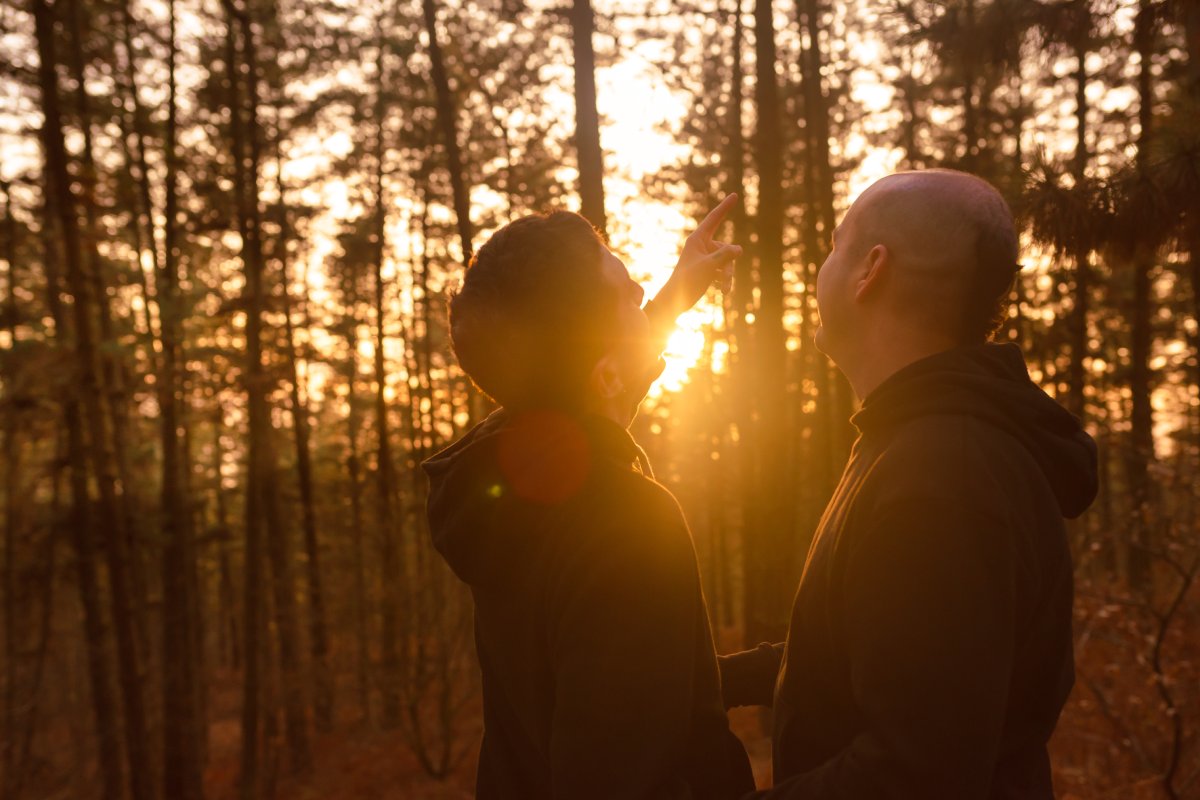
[1,0,1199,797]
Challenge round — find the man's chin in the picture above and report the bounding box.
[814,326,828,356]
[623,399,642,429]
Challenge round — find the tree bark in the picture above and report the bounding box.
[32,4,154,798]
[31,73,126,800]
[275,160,334,733]
[795,0,851,532]
[421,0,474,264]
[221,0,312,779]
[344,293,372,725]
[1,179,20,800]
[1066,0,1091,420]
[118,0,165,351]
[222,3,263,794]
[370,29,405,728]
[569,0,607,232]
[745,0,792,646]
[1126,0,1156,587]
[722,0,761,644]
[159,2,204,795]
[63,0,157,679]
[961,0,979,169]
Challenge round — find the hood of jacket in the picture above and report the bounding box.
[851,343,1098,519]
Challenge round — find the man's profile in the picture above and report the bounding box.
[721,169,1099,799]
[423,203,755,799]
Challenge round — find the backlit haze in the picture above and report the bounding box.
[0,0,1163,423]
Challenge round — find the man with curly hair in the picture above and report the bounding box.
[424,197,755,800]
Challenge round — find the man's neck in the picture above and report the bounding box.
[587,396,635,430]
[842,336,959,402]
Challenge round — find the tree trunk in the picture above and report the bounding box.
[221,2,270,793]
[276,163,334,733]
[63,0,149,633]
[745,0,792,647]
[1,179,20,800]
[3,497,56,800]
[1126,0,1156,587]
[344,298,372,725]
[211,403,241,673]
[159,2,204,795]
[570,0,607,232]
[1067,0,1091,420]
[795,0,850,537]
[31,82,125,800]
[118,0,165,351]
[225,0,312,775]
[961,0,979,169]
[32,4,154,798]
[369,26,406,729]
[722,0,760,643]
[421,0,474,264]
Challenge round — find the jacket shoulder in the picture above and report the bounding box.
[866,414,1029,511]
[564,469,696,566]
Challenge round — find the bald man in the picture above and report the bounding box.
[719,170,1098,799]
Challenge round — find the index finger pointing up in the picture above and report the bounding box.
[694,193,739,241]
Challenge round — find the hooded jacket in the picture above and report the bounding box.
[424,409,755,800]
[720,343,1098,800]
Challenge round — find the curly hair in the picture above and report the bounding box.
[449,211,619,409]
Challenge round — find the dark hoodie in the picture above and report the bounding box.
[423,409,754,800]
[720,343,1098,800]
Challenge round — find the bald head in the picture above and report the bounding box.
[847,169,1019,342]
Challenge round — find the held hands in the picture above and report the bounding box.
[653,194,743,319]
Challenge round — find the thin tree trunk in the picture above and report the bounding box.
[722,0,760,645]
[896,57,924,169]
[795,0,849,536]
[369,23,405,729]
[1067,0,1091,420]
[32,5,153,798]
[63,404,125,800]
[210,403,240,672]
[1127,0,1156,588]
[746,0,791,647]
[570,0,606,232]
[222,0,312,777]
[1,179,20,800]
[222,4,265,794]
[961,0,979,169]
[6,516,56,800]
[421,0,473,264]
[159,2,204,795]
[32,107,125,800]
[4,196,64,800]
[275,157,334,733]
[345,305,372,725]
[118,0,164,351]
[373,172,404,729]
[63,0,152,665]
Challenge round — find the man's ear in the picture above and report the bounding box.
[588,353,625,400]
[854,244,889,302]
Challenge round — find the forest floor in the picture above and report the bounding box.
[194,603,1198,800]
[202,706,774,799]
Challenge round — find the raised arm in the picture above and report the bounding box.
[645,194,743,350]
